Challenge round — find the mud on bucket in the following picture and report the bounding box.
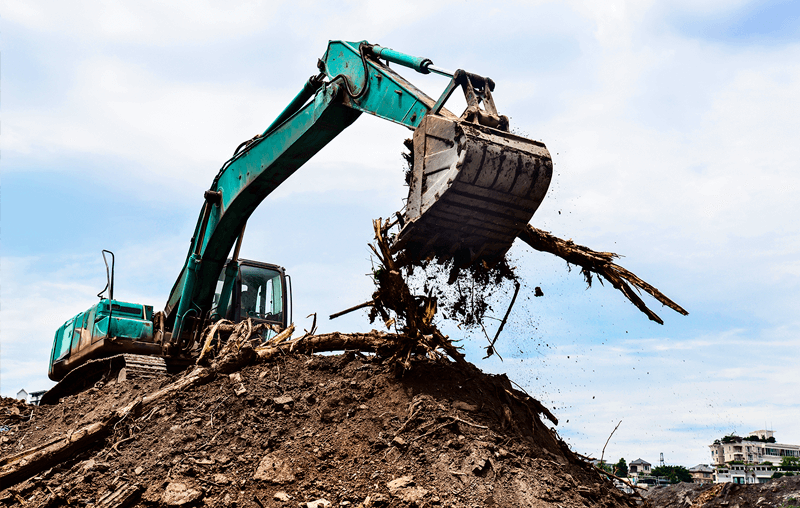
[393,114,553,266]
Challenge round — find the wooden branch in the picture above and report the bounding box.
[484,281,520,359]
[600,420,622,465]
[329,300,375,320]
[255,331,418,361]
[517,224,688,324]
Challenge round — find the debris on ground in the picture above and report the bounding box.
[642,476,800,507]
[0,330,640,507]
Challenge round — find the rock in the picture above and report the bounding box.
[134,466,144,475]
[386,476,428,504]
[472,459,488,474]
[234,383,247,396]
[211,453,230,464]
[212,474,230,485]
[387,476,414,491]
[392,436,407,448]
[228,372,242,383]
[399,487,429,505]
[305,499,331,508]
[273,491,291,501]
[273,395,294,406]
[162,481,203,506]
[253,452,295,484]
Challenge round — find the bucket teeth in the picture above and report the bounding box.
[396,115,552,264]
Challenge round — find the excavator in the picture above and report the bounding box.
[43,40,553,404]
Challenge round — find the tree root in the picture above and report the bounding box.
[517,224,688,324]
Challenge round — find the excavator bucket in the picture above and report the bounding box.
[395,114,552,265]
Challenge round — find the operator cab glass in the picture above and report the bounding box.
[239,264,283,323]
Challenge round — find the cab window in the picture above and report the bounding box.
[239,265,283,322]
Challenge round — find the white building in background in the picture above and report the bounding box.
[714,464,776,485]
[629,459,652,476]
[709,430,800,467]
[13,389,46,405]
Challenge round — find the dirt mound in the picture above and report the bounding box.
[642,476,800,507]
[0,397,32,429]
[0,342,637,507]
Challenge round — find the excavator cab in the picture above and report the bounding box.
[211,259,291,334]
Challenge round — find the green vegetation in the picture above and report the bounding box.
[596,460,613,473]
[781,457,800,468]
[744,435,778,443]
[651,465,693,483]
[615,458,628,477]
[779,498,800,508]
[718,433,775,444]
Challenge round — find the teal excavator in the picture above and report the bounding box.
[43,40,553,403]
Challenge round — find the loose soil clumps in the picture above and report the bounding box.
[642,476,800,508]
[0,344,636,507]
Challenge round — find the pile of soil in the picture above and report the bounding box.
[642,477,800,508]
[0,397,32,429]
[0,342,637,507]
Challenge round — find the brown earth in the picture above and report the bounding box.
[0,343,639,508]
[642,477,800,508]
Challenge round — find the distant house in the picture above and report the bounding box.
[629,459,651,476]
[28,391,46,406]
[689,464,714,485]
[14,389,46,405]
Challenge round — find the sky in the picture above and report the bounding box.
[2,0,799,468]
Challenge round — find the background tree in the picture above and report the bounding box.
[595,461,613,473]
[615,458,628,477]
[780,457,800,469]
[652,465,693,483]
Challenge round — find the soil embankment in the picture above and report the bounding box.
[1,344,638,507]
